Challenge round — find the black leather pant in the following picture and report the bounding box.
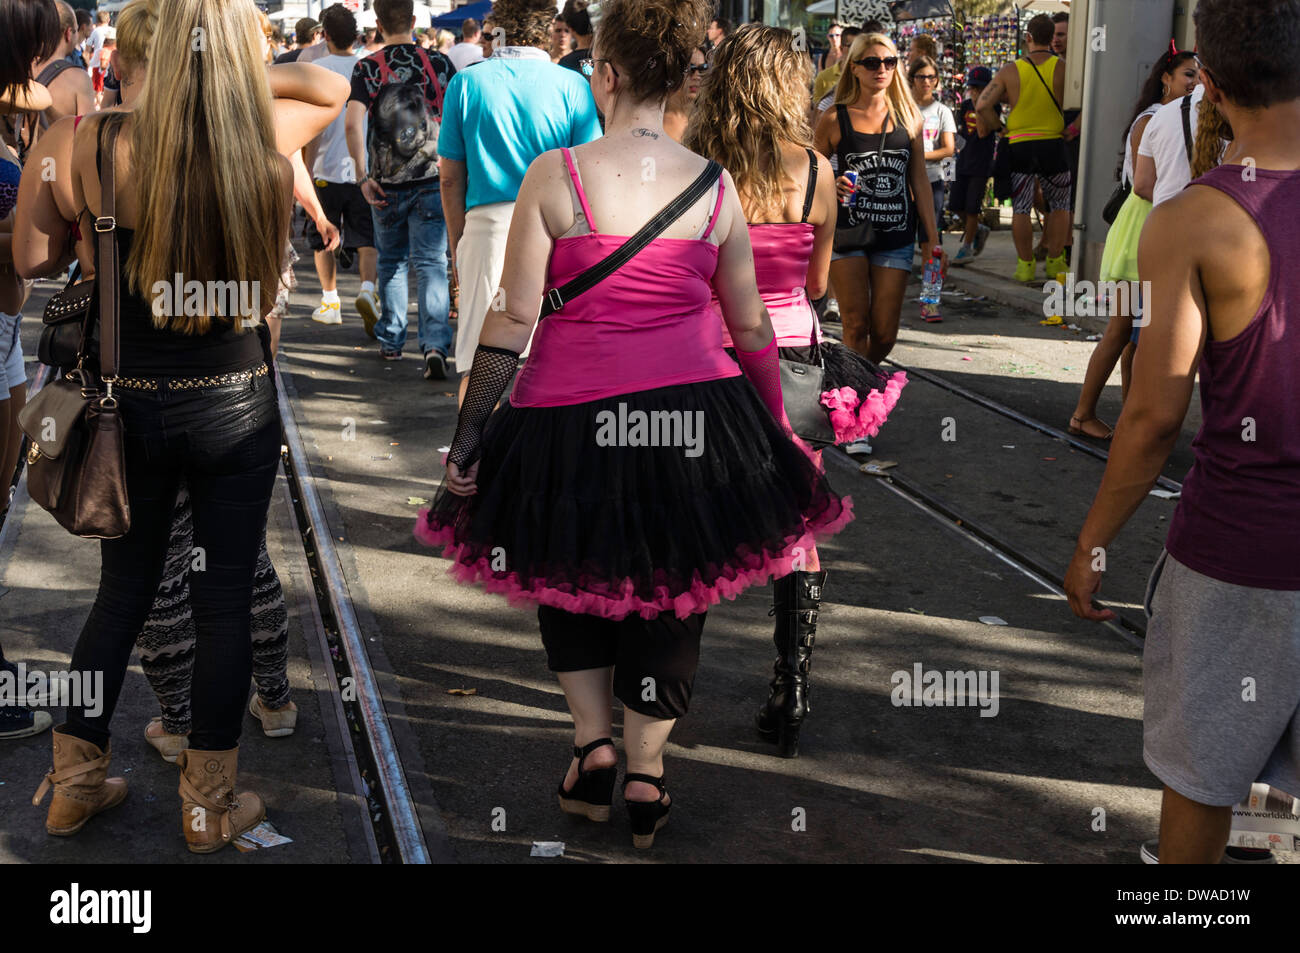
[63,365,281,751]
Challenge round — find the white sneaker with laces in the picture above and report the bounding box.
[312,300,342,324]
[355,289,380,339]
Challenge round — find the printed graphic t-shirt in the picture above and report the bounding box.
[919,99,956,183]
[349,43,456,188]
[832,105,916,252]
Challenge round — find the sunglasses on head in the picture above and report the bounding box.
[854,56,898,70]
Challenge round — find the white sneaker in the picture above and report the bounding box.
[312,300,342,325]
[355,289,380,339]
[842,437,873,456]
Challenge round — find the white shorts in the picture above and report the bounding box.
[0,312,24,396]
[454,201,520,375]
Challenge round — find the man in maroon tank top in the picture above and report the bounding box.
[1065,0,1300,865]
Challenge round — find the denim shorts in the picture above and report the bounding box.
[831,243,916,271]
[0,312,24,396]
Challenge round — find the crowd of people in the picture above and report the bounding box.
[0,0,1296,867]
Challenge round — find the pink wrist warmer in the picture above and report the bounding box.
[735,336,792,431]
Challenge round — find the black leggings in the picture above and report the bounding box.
[63,369,281,751]
[538,606,705,720]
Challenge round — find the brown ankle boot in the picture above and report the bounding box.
[177,748,265,854]
[32,730,128,835]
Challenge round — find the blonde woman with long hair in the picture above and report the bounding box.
[814,33,945,454]
[687,25,905,757]
[15,0,348,853]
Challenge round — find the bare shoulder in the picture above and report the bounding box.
[813,105,839,143]
[1150,183,1261,269]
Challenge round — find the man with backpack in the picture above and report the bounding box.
[345,0,456,376]
[31,1,93,129]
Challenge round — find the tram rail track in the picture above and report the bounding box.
[884,358,1184,495]
[824,355,1169,645]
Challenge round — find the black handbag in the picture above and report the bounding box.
[18,115,130,540]
[1102,180,1130,225]
[39,263,96,369]
[779,320,836,446]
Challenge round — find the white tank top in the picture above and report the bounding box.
[1123,103,1163,187]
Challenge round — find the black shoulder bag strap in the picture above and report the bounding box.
[1025,55,1063,115]
[1181,93,1194,163]
[800,148,817,224]
[538,159,722,319]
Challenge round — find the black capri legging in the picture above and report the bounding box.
[538,607,706,720]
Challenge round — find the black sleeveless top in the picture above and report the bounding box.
[92,121,266,377]
[834,104,916,252]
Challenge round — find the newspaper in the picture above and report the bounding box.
[1228,783,1300,852]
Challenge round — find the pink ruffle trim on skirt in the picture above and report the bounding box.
[820,371,907,445]
[412,495,854,621]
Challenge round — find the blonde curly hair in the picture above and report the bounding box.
[685,26,813,220]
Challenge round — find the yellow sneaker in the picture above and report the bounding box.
[312,300,342,325]
[1013,258,1036,282]
[1045,254,1068,282]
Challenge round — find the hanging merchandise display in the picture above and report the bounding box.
[961,11,1021,77]
[894,17,964,109]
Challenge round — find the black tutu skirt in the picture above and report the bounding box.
[415,375,853,620]
[779,342,908,445]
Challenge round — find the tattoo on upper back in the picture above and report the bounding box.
[631,128,659,139]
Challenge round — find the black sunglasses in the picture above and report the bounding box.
[686,63,709,74]
[854,56,898,71]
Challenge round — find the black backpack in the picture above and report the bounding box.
[366,47,444,174]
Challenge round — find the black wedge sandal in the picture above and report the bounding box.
[623,773,671,849]
[556,738,617,822]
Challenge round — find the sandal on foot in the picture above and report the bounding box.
[623,773,671,849]
[1068,415,1114,440]
[556,737,616,822]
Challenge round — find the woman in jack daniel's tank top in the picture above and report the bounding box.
[814,32,945,454]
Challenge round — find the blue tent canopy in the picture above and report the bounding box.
[431,0,492,31]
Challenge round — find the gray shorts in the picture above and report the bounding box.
[1142,549,1300,806]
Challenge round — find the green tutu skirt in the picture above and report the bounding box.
[1098,190,1152,283]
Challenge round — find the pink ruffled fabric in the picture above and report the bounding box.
[413,496,854,621]
[821,371,908,445]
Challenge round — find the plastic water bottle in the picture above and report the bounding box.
[920,247,943,322]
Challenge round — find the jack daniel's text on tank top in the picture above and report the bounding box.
[845,148,911,232]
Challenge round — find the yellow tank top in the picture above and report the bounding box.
[1007,56,1064,143]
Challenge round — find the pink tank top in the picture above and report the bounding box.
[510,148,740,407]
[718,222,820,348]
[717,148,821,349]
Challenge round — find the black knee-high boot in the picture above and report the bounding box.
[755,570,826,758]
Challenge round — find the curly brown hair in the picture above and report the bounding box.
[1191,96,1232,179]
[483,0,554,49]
[595,0,711,102]
[685,26,813,220]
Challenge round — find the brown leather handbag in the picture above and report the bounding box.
[18,117,130,539]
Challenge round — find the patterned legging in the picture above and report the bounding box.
[135,481,290,736]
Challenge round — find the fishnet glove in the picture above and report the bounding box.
[735,336,793,432]
[447,345,520,470]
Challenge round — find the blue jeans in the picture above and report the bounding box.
[371,183,452,356]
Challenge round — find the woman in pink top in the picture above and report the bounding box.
[415,0,851,849]
[687,25,905,758]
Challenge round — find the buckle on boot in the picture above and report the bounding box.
[807,585,821,600]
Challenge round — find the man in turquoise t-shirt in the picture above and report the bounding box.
[438,3,602,405]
